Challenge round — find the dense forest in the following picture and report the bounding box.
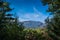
[0,0,60,40]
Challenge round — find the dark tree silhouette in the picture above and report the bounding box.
[42,0,60,40]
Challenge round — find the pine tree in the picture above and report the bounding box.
[0,0,25,40]
[0,0,13,28]
[0,0,20,40]
[42,0,60,40]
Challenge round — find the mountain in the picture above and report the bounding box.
[20,21,44,28]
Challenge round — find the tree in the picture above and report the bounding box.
[42,0,60,40]
[0,0,25,40]
[0,0,16,40]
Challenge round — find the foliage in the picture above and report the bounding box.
[42,0,60,40]
[1,0,59,40]
[23,28,49,40]
[0,0,24,40]
[0,0,47,40]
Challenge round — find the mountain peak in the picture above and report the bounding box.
[20,21,44,28]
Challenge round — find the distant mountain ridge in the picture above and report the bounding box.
[20,21,44,28]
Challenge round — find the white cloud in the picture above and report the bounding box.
[33,14,39,18]
[33,7,45,17]
[24,13,40,18]
[18,7,48,23]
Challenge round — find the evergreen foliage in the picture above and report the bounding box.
[42,0,60,40]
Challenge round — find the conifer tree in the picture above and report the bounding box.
[42,0,60,40]
[0,0,23,40]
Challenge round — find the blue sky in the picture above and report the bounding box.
[7,0,49,23]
